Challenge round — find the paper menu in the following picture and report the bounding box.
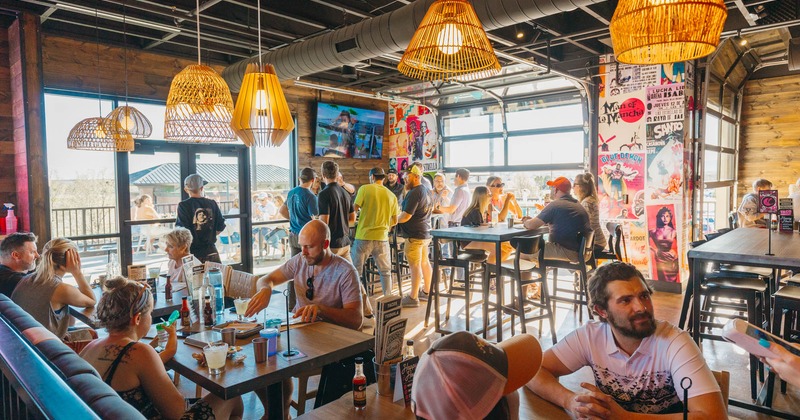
[127,264,147,281]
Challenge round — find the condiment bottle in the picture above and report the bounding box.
[180,297,191,327]
[353,356,367,410]
[164,275,172,300]
[404,339,415,360]
[203,295,214,327]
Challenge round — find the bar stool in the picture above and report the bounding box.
[764,285,800,406]
[699,273,768,400]
[591,222,626,267]
[425,239,489,336]
[542,231,595,323]
[389,227,409,296]
[498,234,557,344]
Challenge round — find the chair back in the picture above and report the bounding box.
[580,230,595,263]
[712,370,730,409]
[204,261,233,291]
[728,211,739,229]
[512,234,544,256]
[226,270,258,299]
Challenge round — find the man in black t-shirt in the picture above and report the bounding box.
[317,160,356,261]
[383,168,405,201]
[175,174,226,263]
[398,165,433,307]
[0,232,38,296]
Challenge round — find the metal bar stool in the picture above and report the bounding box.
[542,231,596,323]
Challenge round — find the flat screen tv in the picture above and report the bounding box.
[313,102,385,159]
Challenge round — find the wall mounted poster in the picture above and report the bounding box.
[646,121,684,201]
[598,152,645,220]
[647,204,680,283]
[387,102,438,171]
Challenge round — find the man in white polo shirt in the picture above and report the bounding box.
[526,262,726,419]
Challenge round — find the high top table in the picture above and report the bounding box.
[426,224,547,341]
[687,227,800,418]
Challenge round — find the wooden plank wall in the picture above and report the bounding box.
[0,25,15,214]
[40,34,390,189]
[739,74,800,202]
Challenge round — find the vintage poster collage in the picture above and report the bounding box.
[386,103,439,173]
[598,55,690,284]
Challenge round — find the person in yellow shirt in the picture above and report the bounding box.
[352,167,400,296]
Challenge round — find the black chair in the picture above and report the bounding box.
[729,211,739,229]
[543,231,596,323]
[499,234,557,344]
[764,285,800,406]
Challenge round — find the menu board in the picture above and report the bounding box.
[393,356,419,405]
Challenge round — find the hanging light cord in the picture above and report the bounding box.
[257,0,262,67]
[122,0,129,106]
[196,0,201,65]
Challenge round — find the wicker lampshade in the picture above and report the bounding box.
[67,117,134,152]
[398,0,500,82]
[164,64,236,143]
[231,64,294,147]
[105,105,152,139]
[609,0,727,65]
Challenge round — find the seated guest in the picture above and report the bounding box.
[412,331,542,420]
[526,262,726,418]
[245,219,363,414]
[0,232,39,296]
[522,177,591,262]
[164,227,201,286]
[81,277,243,419]
[487,176,523,219]
[738,178,773,228]
[461,186,515,264]
[573,173,607,254]
[11,238,95,339]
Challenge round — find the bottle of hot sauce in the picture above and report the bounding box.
[353,357,367,410]
[203,296,215,327]
[164,275,172,300]
[180,296,191,327]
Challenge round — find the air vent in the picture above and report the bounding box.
[335,37,359,53]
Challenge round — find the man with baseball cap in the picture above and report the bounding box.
[521,176,591,262]
[176,174,226,263]
[383,168,405,201]
[398,164,433,307]
[352,167,399,296]
[412,331,542,419]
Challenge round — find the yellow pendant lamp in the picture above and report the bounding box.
[164,0,236,143]
[232,63,294,147]
[398,0,500,82]
[68,117,134,152]
[609,0,727,65]
[231,0,294,147]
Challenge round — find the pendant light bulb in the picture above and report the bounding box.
[437,23,463,55]
[255,77,269,111]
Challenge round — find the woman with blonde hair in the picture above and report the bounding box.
[461,186,515,264]
[486,176,523,220]
[164,227,201,285]
[81,277,243,419]
[11,238,95,338]
[573,173,607,253]
[134,194,161,220]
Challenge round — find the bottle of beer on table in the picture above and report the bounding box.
[353,356,367,410]
[203,296,214,327]
[164,275,172,300]
[180,297,191,327]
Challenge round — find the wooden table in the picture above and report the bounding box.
[167,320,373,420]
[686,227,800,417]
[70,285,186,328]
[426,224,547,341]
[297,383,569,419]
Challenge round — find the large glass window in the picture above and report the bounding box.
[701,76,738,234]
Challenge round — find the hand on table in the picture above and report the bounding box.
[245,287,271,318]
[293,304,320,323]
[566,383,625,420]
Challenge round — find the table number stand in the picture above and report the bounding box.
[279,280,306,361]
[758,190,778,256]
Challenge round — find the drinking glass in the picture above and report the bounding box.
[203,343,229,375]
[234,297,251,321]
[148,266,161,280]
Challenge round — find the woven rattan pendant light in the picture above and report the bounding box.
[231,0,294,147]
[609,0,727,65]
[164,0,235,143]
[67,3,133,152]
[398,0,500,82]
[105,1,151,140]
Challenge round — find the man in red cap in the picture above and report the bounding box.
[522,176,591,262]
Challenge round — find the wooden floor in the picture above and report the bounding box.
[177,274,799,419]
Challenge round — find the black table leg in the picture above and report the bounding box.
[266,380,284,420]
[425,237,440,331]
[690,257,705,344]
[496,241,503,342]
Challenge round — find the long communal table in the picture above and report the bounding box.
[70,284,187,328]
[687,227,800,418]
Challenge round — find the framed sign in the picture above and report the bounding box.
[758,190,778,214]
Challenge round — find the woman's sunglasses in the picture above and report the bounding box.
[491,183,505,188]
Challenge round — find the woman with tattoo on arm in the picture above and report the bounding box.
[80,277,243,420]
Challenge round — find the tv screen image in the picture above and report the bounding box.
[314,102,385,159]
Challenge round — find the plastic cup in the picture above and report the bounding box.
[220,327,237,347]
[203,343,229,375]
[148,267,161,280]
[260,328,279,356]
[234,298,251,321]
[372,357,398,396]
[252,338,268,363]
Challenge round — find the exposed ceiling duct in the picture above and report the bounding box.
[221,0,606,92]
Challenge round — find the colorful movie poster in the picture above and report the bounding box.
[647,204,681,283]
[598,152,645,220]
[661,62,685,85]
[598,91,646,153]
[646,83,685,124]
[387,102,438,171]
[646,121,684,200]
[599,56,659,97]
[624,220,651,275]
